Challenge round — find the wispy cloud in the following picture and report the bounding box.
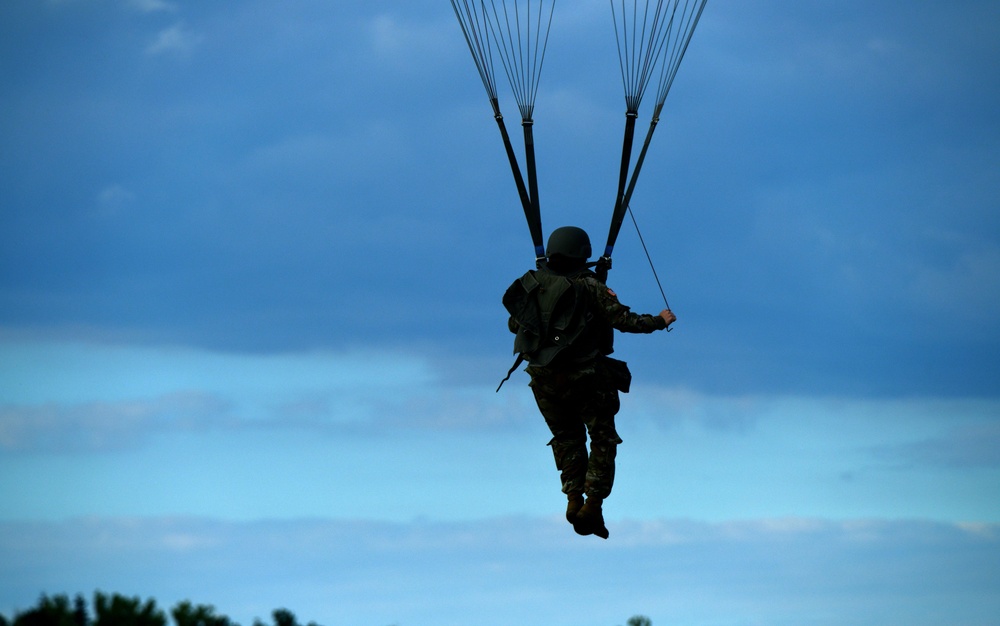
[5,340,999,453]
[874,421,1000,469]
[146,23,202,57]
[0,378,536,454]
[127,0,176,13]
[368,13,456,66]
[95,184,136,218]
[1,516,997,626]
[909,243,1000,323]
[0,392,233,453]
[5,1,996,396]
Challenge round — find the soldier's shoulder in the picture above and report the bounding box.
[576,274,616,297]
[572,271,601,286]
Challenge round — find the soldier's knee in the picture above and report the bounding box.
[548,436,587,469]
[587,421,623,448]
[548,436,587,452]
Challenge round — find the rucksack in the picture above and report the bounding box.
[497,268,596,390]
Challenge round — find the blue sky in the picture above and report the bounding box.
[1,1,999,625]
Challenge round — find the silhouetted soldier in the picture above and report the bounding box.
[503,226,675,538]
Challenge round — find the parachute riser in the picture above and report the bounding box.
[619,100,665,225]
[602,0,709,290]
[487,97,545,262]
[521,119,544,261]
[607,111,638,259]
[603,100,665,263]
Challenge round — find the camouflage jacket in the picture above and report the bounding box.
[575,274,668,335]
[505,269,666,365]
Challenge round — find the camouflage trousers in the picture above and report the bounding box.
[527,360,624,500]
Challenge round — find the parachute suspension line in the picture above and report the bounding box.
[484,1,555,263]
[611,0,675,115]
[653,0,707,106]
[451,0,556,263]
[611,1,706,261]
[605,0,677,262]
[627,205,671,317]
[451,0,498,103]
[484,0,555,122]
[602,0,708,272]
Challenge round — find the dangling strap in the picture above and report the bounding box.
[496,353,526,392]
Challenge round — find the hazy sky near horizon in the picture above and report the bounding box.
[1,1,999,625]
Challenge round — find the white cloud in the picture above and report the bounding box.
[874,421,1000,469]
[95,184,136,218]
[0,392,233,453]
[127,0,176,12]
[369,13,457,67]
[909,243,1000,324]
[1,516,997,626]
[2,340,998,524]
[146,23,203,57]
[0,362,532,454]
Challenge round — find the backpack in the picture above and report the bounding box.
[497,268,596,390]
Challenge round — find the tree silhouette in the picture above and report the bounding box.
[8,594,79,626]
[252,609,319,626]
[72,596,87,626]
[170,603,232,626]
[4,589,639,626]
[8,594,218,626]
[92,593,165,626]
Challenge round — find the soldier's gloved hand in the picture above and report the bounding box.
[659,309,676,328]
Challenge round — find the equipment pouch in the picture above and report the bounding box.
[601,357,632,393]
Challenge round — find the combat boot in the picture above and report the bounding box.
[576,496,609,539]
[566,492,584,525]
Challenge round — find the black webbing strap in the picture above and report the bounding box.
[496,353,525,392]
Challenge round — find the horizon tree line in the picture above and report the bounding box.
[0,592,653,626]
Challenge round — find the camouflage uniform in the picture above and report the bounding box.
[509,273,667,499]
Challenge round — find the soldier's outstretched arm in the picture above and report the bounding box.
[585,276,669,334]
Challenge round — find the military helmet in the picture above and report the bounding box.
[546,226,592,261]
